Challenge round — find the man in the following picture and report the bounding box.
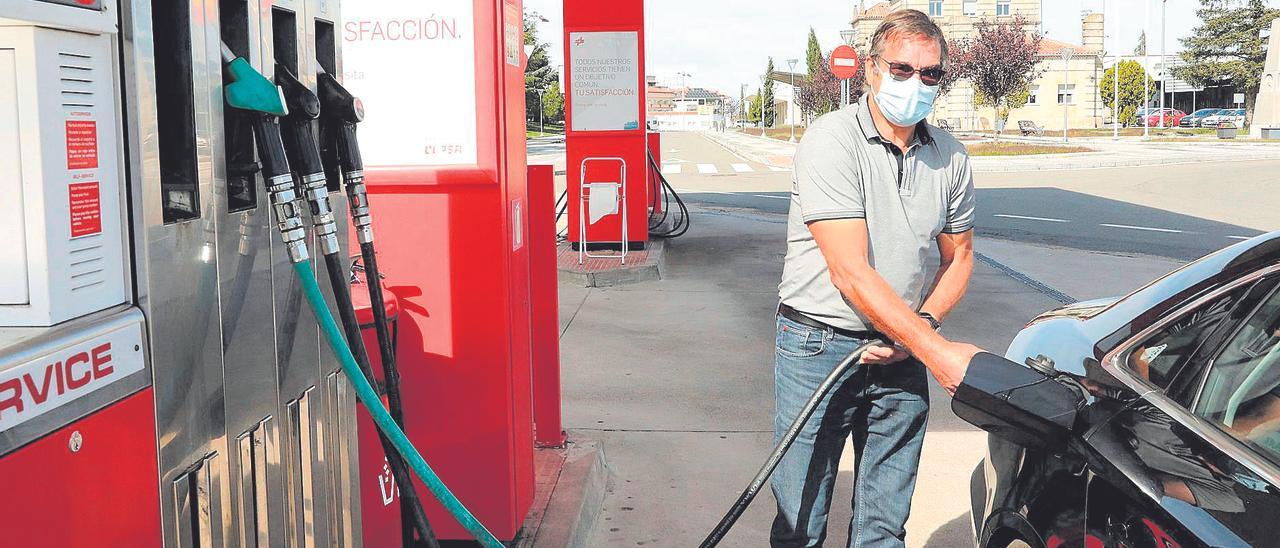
[772,9,983,547]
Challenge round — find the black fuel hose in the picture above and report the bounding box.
[645,150,689,239]
[699,342,876,548]
[325,256,440,548]
[279,64,438,548]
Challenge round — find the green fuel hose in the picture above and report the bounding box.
[292,260,503,548]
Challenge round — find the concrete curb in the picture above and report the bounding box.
[518,436,611,548]
[558,239,666,288]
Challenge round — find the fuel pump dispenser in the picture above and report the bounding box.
[217,45,501,547]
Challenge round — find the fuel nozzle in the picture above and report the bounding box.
[218,41,309,264]
[276,63,340,257]
[316,69,373,246]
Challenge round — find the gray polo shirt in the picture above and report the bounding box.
[778,99,975,332]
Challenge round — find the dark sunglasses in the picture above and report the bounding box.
[875,57,946,86]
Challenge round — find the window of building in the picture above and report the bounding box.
[1057,84,1076,105]
[1027,85,1039,105]
[962,0,977,16]
[996,0,1011,16]
[929,0,944,16]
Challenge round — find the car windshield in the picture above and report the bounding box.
[1194,109,1219,116]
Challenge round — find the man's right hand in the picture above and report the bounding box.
[923,341,982,395]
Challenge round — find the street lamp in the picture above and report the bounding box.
[1061,47,1074,143]
[1143,0,1151,138]
[787,58,799,142]
[740,83,748,130]
[1159,0,1167,128]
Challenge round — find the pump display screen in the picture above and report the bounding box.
[342,0,479,167]
[568,31,641,132]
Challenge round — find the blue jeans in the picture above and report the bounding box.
[770,314,930,548]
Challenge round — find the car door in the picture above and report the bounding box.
[1084,271,1280,547]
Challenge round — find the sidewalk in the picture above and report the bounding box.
[703,128,1280,172]
[556,204,1185,546]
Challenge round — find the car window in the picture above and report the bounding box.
[1193,285,1280,467]
[1121,286,1251,389]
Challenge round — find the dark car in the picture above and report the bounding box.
[1181,108,1221,128]
[960,233,1280,548]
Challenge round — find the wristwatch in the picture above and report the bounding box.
[919,312,941,331]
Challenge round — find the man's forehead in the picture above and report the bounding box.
[880,34,942,62]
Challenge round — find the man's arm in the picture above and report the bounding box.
[920,231,974,321]
[809,219,980,394]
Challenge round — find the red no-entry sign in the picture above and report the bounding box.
[830,45,860,80]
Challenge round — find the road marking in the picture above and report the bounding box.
[768,166,789,172]
[1227,235,1254,240]
[1099,223,1184,234]
[993,214,1070,223]
[662,163,682,174]
[751,194,790,200]
[731,163,753,173]
[697,163,719,174]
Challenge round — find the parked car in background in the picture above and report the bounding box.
[1201,108,1247,128]
[1142,108,1186,127]
[967,233,1280,548]
[1180,108,1221,128]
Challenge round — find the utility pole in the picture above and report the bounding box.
[787,58,799,142]
[1111,0,1119,140]
[1143,0,1150,138]
[1159,0,1167,128]
[1061,47,1074,143]
[740,83,747,129]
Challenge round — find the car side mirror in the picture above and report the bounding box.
[951,352,1085,452]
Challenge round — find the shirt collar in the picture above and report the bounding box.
[855,96,933,149]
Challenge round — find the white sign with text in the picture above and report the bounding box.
[569,31,640,132]
[342,0,478,166]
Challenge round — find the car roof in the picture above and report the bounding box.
[1086,232,1280,355]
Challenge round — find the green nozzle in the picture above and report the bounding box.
[221,47,288,117]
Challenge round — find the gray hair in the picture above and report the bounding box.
[869,9,948,66]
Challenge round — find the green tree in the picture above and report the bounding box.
[747,88,762,124]
[949,16,1044,137]
[542,80,564,123]
[1134,30,1147,56]
[524,12,558,122]
[1100,60,1157,126]
[762,58,777,127]
[1175,0,1280,124]
[806,28,823,78]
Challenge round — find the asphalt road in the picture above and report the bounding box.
[655,132,1278,261]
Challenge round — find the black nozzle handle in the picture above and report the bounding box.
[276,64,326,177]
[316,72,365,174]
[251,116,292,180]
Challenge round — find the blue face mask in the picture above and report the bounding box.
[872,64,939,127]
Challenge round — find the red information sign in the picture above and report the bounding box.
[65,120,98,170]
[830,45,861,80]
[69,182,102,238]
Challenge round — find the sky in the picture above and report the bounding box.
[523,0,1280,97]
